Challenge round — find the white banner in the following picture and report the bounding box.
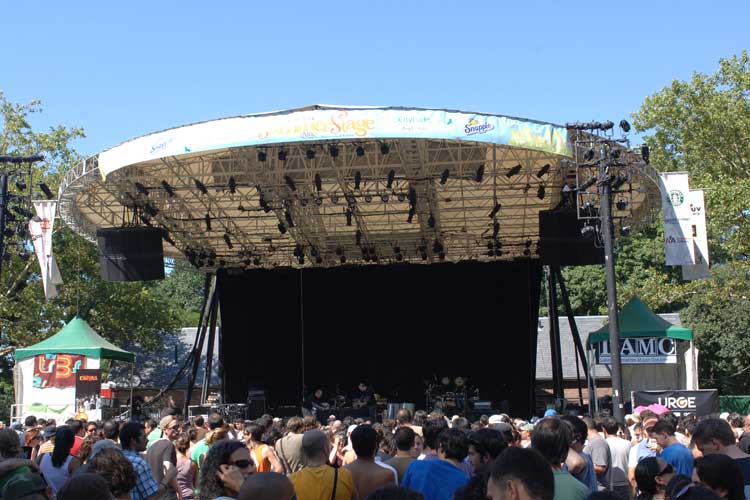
[597,337,680,365]
[659,173,694,265]
[28,201,63,300]
[683,190,710,280]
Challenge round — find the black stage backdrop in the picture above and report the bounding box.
[218,260,542,417]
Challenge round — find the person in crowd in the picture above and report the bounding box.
[633,457,674,500]
[601,416,632,499]
[289,429,355,500]
[39,426,80,496]
[197,439,254,500]
[1,471,54,500]
[738,415,750,455]
[57,472,115,500]
[454,428,508,500]
[88,447,138,500]
[386,427,416,484]
[691,418,750,497]
[146,415,180,498]
[583,416,612,491]
[20,416,37,458]
[245,422,283,473]
[560,415,596,493]
[24,427,42,463]
[628,411,659,489]
[366,486,425,500]
[418,415,447,461]
[649,420,694,478]
[346,425,396,498]
[86,421,99,437]
[402,428,470,500]
[120,421,176,500]
[665,474,722,500]
[144,419,162,451]
[191,413,225,473]
[237,472,296,500]
[412,434,424,459]
[102,420,120,445]
[35,426,56,462]
[229,419,245,441]
[275,416,306,475]
[0,429,41,494]
[66,419,85,458]
[693,454,745,500]
[192,417,208,445]
[175,433,197,500]
[486,447,554,500]
[395,409,412,430]
[530,417,587,500]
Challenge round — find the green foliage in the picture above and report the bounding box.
[150,260,206,327]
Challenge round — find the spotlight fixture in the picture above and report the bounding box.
[612,175,628,190]
[581,224,597,238]
[277,222,287,234]
[440,169,450,185]
[506,164,522,177]
[427,214,435,228]
[438,252,446,261]
[583,148,595,162]
[355,230,362,246]
[329,145,339,157]
[223,233,233,249]
[579,176,597,191]
[380,143,390,155]
[335,247,343,256]
[300,197,308,207]
[306,149,315,160]
[493,221,500,238]
[641,144,650,164]
[525,240,532,248]
[315,196,323,206]
[393,245,401,254]
[194,178,208,195]
[340,255,346,264]
[163,233,175,246]
[488,203,501,219]
[523,183,531,193]
[284,175,296,191]
[278,150,287,161]
[259,193,271,213]
[356,145,365,157]
[139,214,152,226]
[523,249,531,256]
[253,257,262,266]
[494,248,503,257]
[380,193,389,203]
[354,171,362,190]
[407,206,415,223]
[134,182,149,196]
[397,192,406,202]
[433,240,444,254]
[204,213,212,231]
[537,185,546,200]
[364,194,373,203]
[420,251,428,261]
[161,180,176,197]
[38,183,54,199]
[536,164,550,177]
[310,247,319,257]
[228,176,237,194]
[144,203,159,217]
[345,193,357,206]
[258,150,267,162]
[331,194,340,204]
[293,244,303,257]
[407,187,417,207]
[345,208,353,226]
[315,256,323,264]
[14,180,26,191]
[620,226,631,237]
[619,119,631,133]
[298,255,305,265]
[475,164,485,182]
[285,211,294,228]
[395,253,403,261]
[616,199,628,211]
[238,204,245,211]
[386,169,396,188]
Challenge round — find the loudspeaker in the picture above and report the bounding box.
[538,210,604,266]
[96,227,165,282]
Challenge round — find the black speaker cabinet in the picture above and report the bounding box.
[96,227,165,282]
[538,210,604,266]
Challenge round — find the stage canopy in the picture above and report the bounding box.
[15,316,135,362]
[58,105,660,271]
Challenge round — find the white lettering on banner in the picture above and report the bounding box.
[683,190,710,280]
[597,337,678,365]
[658,396,697,410]
[659,173,694,265]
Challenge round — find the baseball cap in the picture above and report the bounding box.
[88,439,120,460]
[42,425,56,440]
[488,415,505,425]
[159,415,177,430]
[521,423,535,432]
[2,472,48,499]
[543,409,557,418]
[9,422,21,430]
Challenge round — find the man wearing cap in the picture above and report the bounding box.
[146,415,180,499]
[627,410,658,490]
[1,472,53,500]
[36,426,56,460]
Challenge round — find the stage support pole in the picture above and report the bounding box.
[184,274,216,417]
[201,291,219,404]
[129,362,134,419]
[0,174,8,279]
[554,267,589,407]
[545,266,565,408]
[598,145,624,421]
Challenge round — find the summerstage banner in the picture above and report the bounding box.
[682,190,710,280]
[659,173,694,266]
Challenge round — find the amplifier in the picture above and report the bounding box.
[473,401,492,410]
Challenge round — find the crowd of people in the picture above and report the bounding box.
[0,407,749,500]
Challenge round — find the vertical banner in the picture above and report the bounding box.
[682,190,710,280]
[75,369,102,421]
[659,173,694,265]
[28,201,63,299]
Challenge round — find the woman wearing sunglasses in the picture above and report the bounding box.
[197,440,255,500]
[635,457,674,500]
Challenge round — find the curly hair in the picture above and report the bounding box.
[198,439,248,500]
[88,448,137,497]
[77,434,102,462]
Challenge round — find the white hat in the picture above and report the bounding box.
[347,424,358,435]
[488,414,505,424]
[720,412,730,420]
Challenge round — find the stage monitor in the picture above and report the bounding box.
[96,227,165,282]
[538,210,604,266]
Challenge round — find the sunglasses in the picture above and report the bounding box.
[231,459,253,469]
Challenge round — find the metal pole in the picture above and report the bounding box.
[598,145,625,421]
[129,362,134,419]
[202,292,219,404]
[0,174,8,278]
[546,266,565,408]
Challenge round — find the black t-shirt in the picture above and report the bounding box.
[739,432,750,454]
[146,438,177,484]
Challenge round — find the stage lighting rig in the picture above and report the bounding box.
[386,169,396,188]
[356,145,365,157]
[506,164,522,177]
[223,233,233,249]
[364,194,373,203]
[583,149,595,162]
[257,150,267,162]
[14,180,26,191]
[407,187,417,207]
[579,176,597,191]
[537,185,546,200]
[619,119,631,133]
[565,120,614,131]
[284,211,294,228]
[380,142,390,155]
[161,180,176,197]
[284,175,296,191]
[345,208,353,226]
[329,145,339,158]
[204,213,212,231]
[193,179,208,195]
[615,199,628,211]
[277,222,287,234]
[314,173,322,192]
[407,206,415,223]
[354,171,362,190]
[427,214,435,228]
[228,176,237,194]
[397,192,406,202]
[39,183,54,199]
[278,150,287,161]
[536,164,550,177]
[306,149,315,160]
[475,164,485,182]
[440,169,450,185]
[640,144,650,164]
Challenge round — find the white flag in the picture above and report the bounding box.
[682,190,710,280]
[28,200,63,300]
[659,173,694,265]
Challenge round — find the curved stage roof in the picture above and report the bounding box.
[59,105,660,270]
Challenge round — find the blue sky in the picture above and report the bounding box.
[2,1,748,156]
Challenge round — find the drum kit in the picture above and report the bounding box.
[425,376,478,415]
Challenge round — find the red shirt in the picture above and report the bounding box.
[70,435,83,457]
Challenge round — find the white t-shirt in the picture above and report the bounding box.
[606,436,632,487]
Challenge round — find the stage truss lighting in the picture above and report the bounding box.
[506,164,522,177]
[258,150,267,162]
[223,233,233,249]
[194,179,208,195]
[354,171,362,190]
[134,182,149,196]
[619,119,631,133]
[356,145,365,157]
[440,169,450,185]
[475,164,485,182]
[380,143,390,155]
[536,164,550,177]
[537,185,546,200]
[38,183,54,200]
[314,173,322,192]
[278,150,287,161]
[284,175,296,191]
[488,203,501,219]
[228,176,237,194]
[329,145,339,157]
[161,180,176,197]
[386,169,396,188]
[204,213,211,231]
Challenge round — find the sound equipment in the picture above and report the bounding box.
[538,210,604,266]
[247,389,267,419]
[96,227,165,282]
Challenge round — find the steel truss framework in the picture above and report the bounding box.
[59,131,660,271]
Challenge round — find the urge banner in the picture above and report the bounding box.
[632,389,719,417]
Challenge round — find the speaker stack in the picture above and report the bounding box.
[96,227,165,282]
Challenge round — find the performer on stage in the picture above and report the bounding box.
[353,382,374,408]
[303,388,330,416]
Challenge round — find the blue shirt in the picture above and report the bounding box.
[122,449,160,500]
[659,443,694,478]
[403,459,469,500]
[575,451,598,493]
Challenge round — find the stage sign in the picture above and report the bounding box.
[597,337,679,365]
[33,354,85,388]
[632,389,719,417]
[75,369,102,421]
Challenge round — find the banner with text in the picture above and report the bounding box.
[659,172,694,265]
[75,369,102,421]
[597,337,680,365]
[33,354,85,388]
[632,389,719,417]
[682,190,710,280]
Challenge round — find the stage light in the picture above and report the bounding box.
[487,241,494,250]
[315,256,323,264]
[386,169,396,188]
[228,176,237,194]
[641,144,650,164]
[312,173,322,192]
[583,148,595,162]
[581,224,597,238]
[223,233,233,249]
[139,214,152,226]
[440,169,450,185]
[238,203,246,211]
[493,221,500,238]
[438,252,446,261]
[310,247,318,257]
[427,214,435,228]
[620,226,631,237]
[488,203,501,219]
[523,249,531,256]
[328,194,339,205]
[306,149,315,160]
[283,175,296,191]
[258,151,267,162]
[340,255,346,264]
[346,193,357,206]
[408,187,417,206]
[407,206,415,223]
[380,143,390,155]
[11,205,33,219]
[134,182,148,196]
[329,145,339,158]
[355,230,362,246]
[380,193,389,203]
[278,222,287,234]
[259,193,271,213]
[495,248,503,257]
[253,257,262,266]
[506,164,522,177]
[397,192,406,202]
[315,196,323,206]
[144,203,159,217]
[293,244,303,257]
[335,247,343,256]
[537,185,546,200]
[579,176,597,191]
[298,255,305,265]
[395,253,403,261]
[205,213,212,231]
[194,179,208,195]
[393,245,401,254]
[300,197,308,207]
[475,164,485,182]
[345,209,353,226]
[285,211,294,228]
[356,145,365,157]
[364,194,372,203]
[610,149,621,159]
[537,164,550,177]
[161,180,176,197]
[354,171,362,190]
[420,251,428,260]
[616,199,628,210]
[433,240,444,254]
[14,180,26,191]
[525,239,532,248]
[163,233,175,246]
[619,119,631,133]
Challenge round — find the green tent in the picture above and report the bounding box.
[15,316,135,363]
[587,296,693,345]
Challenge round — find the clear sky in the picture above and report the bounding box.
[2,1,748,157]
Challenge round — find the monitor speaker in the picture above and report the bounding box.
[538,210,604,266]
[96,227,165,282]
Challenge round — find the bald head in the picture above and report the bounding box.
[301,429,329,459]
[238,472,295,500]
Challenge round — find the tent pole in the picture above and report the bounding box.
[129,362,134,420]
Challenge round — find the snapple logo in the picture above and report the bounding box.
[465,119,494,136]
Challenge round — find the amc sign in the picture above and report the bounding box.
[597,337,679,365]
